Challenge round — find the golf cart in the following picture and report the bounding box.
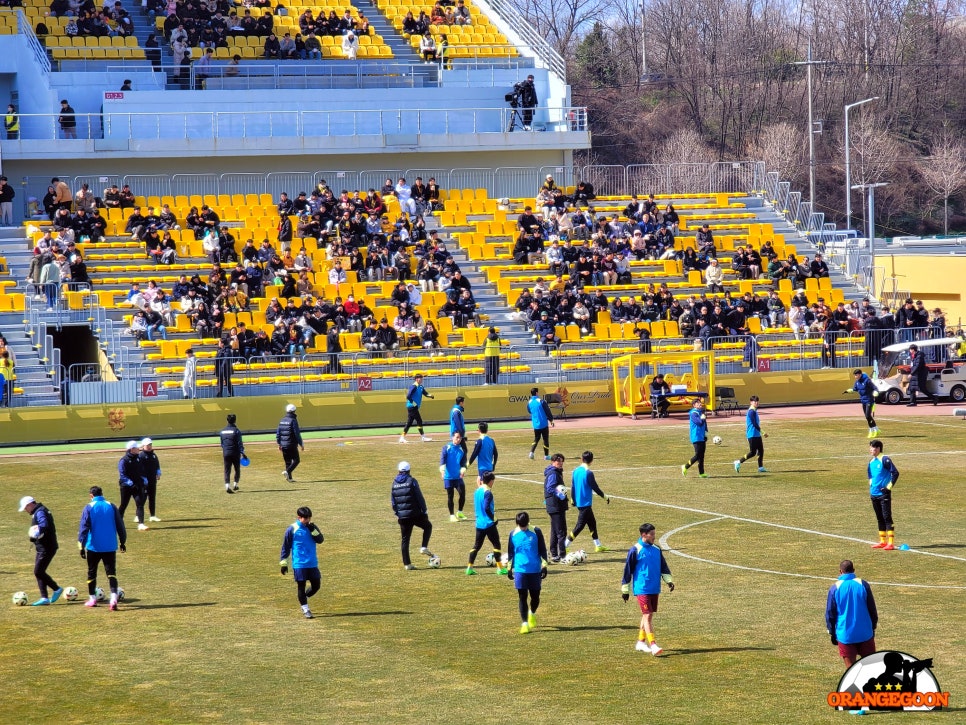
[873,337,966,404]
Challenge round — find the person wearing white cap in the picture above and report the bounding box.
[19,495,64,606]
[118,440,148,530]
[391,461,434,570]
[138,438,162,523]
[276,403,304,482]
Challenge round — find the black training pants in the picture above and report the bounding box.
[118,485,145,523]
[398,514,433,566]
[224,454,241,484]
[862,402,876,428]
[570,505,598,541]
[468,524,501,565]
[86,550,118,595]
[296,575,321,606]
[34,548,59,597]
[688,441,707,474]
[741,436,764,467]
[530,427,550,457]
[282,447,300,476]
[548,511,567,559]
[403,407,424,434]
[871,494,894,531]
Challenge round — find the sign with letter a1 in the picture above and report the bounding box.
[757,358,771,373]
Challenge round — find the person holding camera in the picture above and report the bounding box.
[519,74,537,130]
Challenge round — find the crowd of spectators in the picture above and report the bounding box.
[47,0,135,37]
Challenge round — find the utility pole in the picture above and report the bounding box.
[792,40,828,210]
[844,96,878,231]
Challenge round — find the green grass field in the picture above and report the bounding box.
[2,414,964,724]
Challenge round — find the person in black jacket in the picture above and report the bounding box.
[215,338,235,398]
[276,403,304,482]
[906,344,937,406]
[519,74,537,130]
[19,495,63,605]
[220,413,245,494]
[391,461,435,570]
[137,438,162,525]
[117,441,147,527]
[543,453,568,563]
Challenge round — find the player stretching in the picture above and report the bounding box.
[400,373,434,443]
[681,398,709,478]
[734,395,768,473]
[440,432,468,522]
[467,421,499,478]
[564,451,610,552]
[527,387,554,460]
[466,472,506,576]
[621,523,674,655]
[868,440,899,550]
[506,511,548,634]
[844,368,880,438]
[279,506,324,619]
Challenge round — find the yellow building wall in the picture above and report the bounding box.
[0,370,858,446]
[880,254,966,324]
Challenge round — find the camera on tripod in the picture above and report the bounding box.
[504,82,524,108]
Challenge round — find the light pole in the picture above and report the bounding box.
[793,40,828,210]
[844,96,878,231]
[852,181,888,296]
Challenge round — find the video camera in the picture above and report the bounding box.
[505,82,524,107]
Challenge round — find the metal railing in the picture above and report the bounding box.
[7,9,51,77]
[472,0,566,80]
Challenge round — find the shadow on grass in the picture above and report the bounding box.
[914,543,966,550]
[661,646,774,657]
[124,601,218,610]
[155,524,218,530]
[774,470,822,475]
[162,517,228,523]
[549,624,639,632]
[241,488,310,494]
[321,610,412,618]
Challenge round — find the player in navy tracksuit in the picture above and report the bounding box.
[565,451,610,552]
[391,461,434,569]
[845,368,880,438]
[868,439,900,550]
[506,511,548,634]
[78,485,126,610]
[19,496,63,606]
[681,399,709,477]
[117,441,147,525]
[440,431,468,521]
[543,453,568,562]
[276,404,304,482]
[621,522,674,655]
[733,396,767,473]
[220,413,245,493]
[400,373,434,443]
[466,472,505,575]
[449,396,467,456]
[467,421,499,478]
[279,506,324,618]
[527,387,554,460]
[138,438,162,524]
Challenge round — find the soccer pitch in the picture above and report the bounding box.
[2,412,964,724]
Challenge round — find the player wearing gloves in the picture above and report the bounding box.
[564,450,610,552]
[867,440,900,550]
[466,472,505,575]
[77,486,126,610]
[543,453,568,562]
[681,399,709,477]
[845,369,880,438]
[279,506,324,619]
[825,559,878,667]
[506,511,548,634]
[440,431,468,522]
[621,523,674,655]
[734,395,768,473]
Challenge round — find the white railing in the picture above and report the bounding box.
[471,0,566,80]
[7,9,51,77]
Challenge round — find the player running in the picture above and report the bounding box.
[400,373,434,443]
[681,398,709,478]
[733,395,768,473]
[279,506,325,619]
[466,472,506,576]
[564,451,610,553]
[506,511,548,634]
[844,368,880,438]
[621,523,675,655]
[467,421,499,478]
[868,440,900,550]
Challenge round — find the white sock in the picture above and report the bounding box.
[564,538,571,548]
[301,604,309,612]
[110,593,118,604]
[593,538,602,547]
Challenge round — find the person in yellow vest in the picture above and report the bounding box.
[0,350,15,407]
[483,326,501,385]
[4,105,18,140]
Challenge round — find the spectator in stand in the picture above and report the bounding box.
[419,32,437,62]
[264,33,281,59]
[341,31,358,59]
[0,176,14,226]
[704,258,724,293]
[279,32,296,59]
[51,177,72,211]
[810,253,829,278]
[695,224,715,258]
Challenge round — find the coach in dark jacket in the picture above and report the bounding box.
[117,441,147,525]
[276,404,304,481]
[543,454,568,562]
[220,414,245,493]
[20,496,63,605]
[907,345,936,406]
[391,461,434,569]
[137,438,162,524]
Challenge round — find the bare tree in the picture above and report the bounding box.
[918,129,966,234]
[748,122,805,184]
[510,0,610,55]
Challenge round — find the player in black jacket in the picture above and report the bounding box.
[220,413,245,494]
[390,461,435,570]
[277,404,304,482]
[19,496,63,605]
[138,438,162,524]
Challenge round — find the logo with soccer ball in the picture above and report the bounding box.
[828,651,948,712]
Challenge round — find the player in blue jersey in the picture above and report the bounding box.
[466,472,506,576]
[844,368,880,438]
[526,387,554,460]
[400,373,434,443]
[733,395,768,473]
[467,421,499,478]
[621,523,674,655]
[564,451,610,552]
[867,440,900,550]
[440,431,468,522]
[506,511,548,634]
[279,506,325,618]
[449,396,467,456]
[681,398,709,477]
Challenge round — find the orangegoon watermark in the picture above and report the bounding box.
[828,651,948,712]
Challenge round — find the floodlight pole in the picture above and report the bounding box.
[792,40,828,210]
[844,96,878,230]
[852,181,888,296]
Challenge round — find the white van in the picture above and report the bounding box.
[873,337,966,404]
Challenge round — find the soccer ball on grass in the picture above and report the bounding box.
[95,587,106,602]
[484,553,497,567]
[64,586,79,601]
[427,556,441,568]
[12,591,28,606]
[712,436,723,445]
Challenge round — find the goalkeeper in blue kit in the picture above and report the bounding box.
[279,506,325,619]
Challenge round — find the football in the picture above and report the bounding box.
[565,553,579,566]
[12,591,28,606]
[117,587,125,601]
[712,436,723,445]
[64,586,79,601]
[576,549,587,563]
[484,553,497,567]
[28,525,40,540]
[95,587,106,602]
[427,555,441,569]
